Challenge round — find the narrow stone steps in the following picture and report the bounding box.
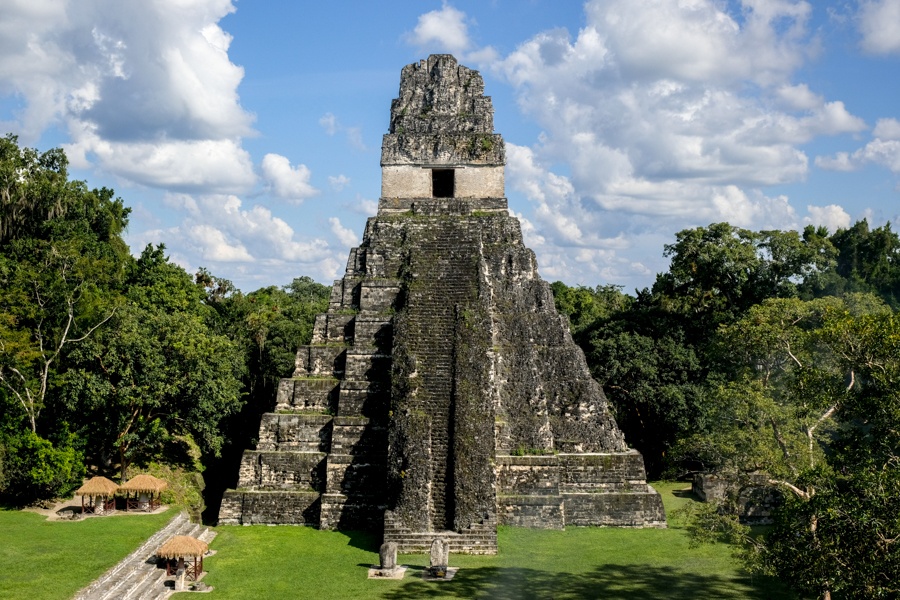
[74,512,215,600]
[133,570,168,600]
[74,512,187,600]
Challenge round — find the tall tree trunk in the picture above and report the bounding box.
[119,446,129,484]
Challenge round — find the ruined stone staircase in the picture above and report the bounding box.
[218,246,396,530]
[72,511,216,600]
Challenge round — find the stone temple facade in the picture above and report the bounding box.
[218,55,666,553]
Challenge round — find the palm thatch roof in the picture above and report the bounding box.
[75,476,120,497]
[157,535,209,559]
[120,473,167,494]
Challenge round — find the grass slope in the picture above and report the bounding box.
[0,508,175,600]
[190,483,795,599]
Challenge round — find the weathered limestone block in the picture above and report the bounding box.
[562,489,667,527]
[319,492,383,531]
[236,451,325,490]
[274,377,339,413]
[344,350,391,382]
[311,313,355,344]
[380,134,505,167]
[358,280,400,313]
[218,490,320,525]
[256,414,331,452]
[497,495,565,529]
[337,380,388,417]
[352,316,392,350]
[380,542,398,570]
[330,417,387,455]
[693,472,782,523]
[293,345,346,377]
[377,197,508,215]
[429,538,450,569]
[387,55,493,136]
[325,454,386,496]
[495,455,560,495]
[558,452,650,492]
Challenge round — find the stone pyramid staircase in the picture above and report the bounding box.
[218,247,397,530]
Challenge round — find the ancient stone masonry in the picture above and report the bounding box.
[218,54,666,553]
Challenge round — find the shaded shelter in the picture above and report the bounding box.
[157,535,209,581]
[120,474,167,511]
[75,476,119,515]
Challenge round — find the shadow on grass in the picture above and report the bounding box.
[671,489,699,500]
[341,530,382,553]
[378,564,792,600]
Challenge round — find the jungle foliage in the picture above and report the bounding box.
[0,135,329,506]
[2,136,896,597]
[552,221,900,599]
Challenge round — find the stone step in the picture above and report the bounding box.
[74,512,190,600]
[235,450,326,490]
[256,413,332,452]
[219,489,321,525]
[293,344,347,378]
[133,569,167,600]
[120,566,157,600]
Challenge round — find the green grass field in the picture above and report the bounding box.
[0,507,175,600]
[187,483,795,599]
[0,485,795,600]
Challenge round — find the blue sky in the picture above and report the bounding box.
[2,1,899,293]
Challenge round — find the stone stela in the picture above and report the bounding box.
[218,54,667,554]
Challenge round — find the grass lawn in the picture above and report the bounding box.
[0,507,175,600]
[189,483,796,599]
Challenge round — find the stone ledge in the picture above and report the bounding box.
[378,197,508,215]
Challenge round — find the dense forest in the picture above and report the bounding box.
[551,223,900,598]
[0,135,330,514]
[1,136,897,597]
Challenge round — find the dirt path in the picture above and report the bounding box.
[23,496,169,521]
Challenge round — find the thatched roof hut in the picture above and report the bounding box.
[120,474,167,494]
[75,476,119,498]
[157,535,209,559]
[158,535,209,581]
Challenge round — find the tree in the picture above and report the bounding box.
[0,136,129,435]
[680,295,899,598]
[550,282,631,335]
[65,247,244,481]
[800,220,900,308]
[653,223,835,340]
[0,429,84,502]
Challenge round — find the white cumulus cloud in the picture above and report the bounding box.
[858,0,900,54]
[874,118,900,140]
[131,193,340,287]
[328,217,359,248]
[0,0,257,191]
[318,112,366,150]
[260,154,319,202]
[405,3,498,65]
[817,139,900,173]
[328,175,351,191]
[490,0,868,285]
[804,204,852,232]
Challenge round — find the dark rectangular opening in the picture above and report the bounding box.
[432,169,454,198]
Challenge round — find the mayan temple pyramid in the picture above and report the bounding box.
[218,55,666,553]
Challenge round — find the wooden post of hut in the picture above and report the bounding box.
[75,476,119,515]
[120,474,167,512]
[157,535,209,582]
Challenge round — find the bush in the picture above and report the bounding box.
[0,430,84,504]
[147,462,205,521]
